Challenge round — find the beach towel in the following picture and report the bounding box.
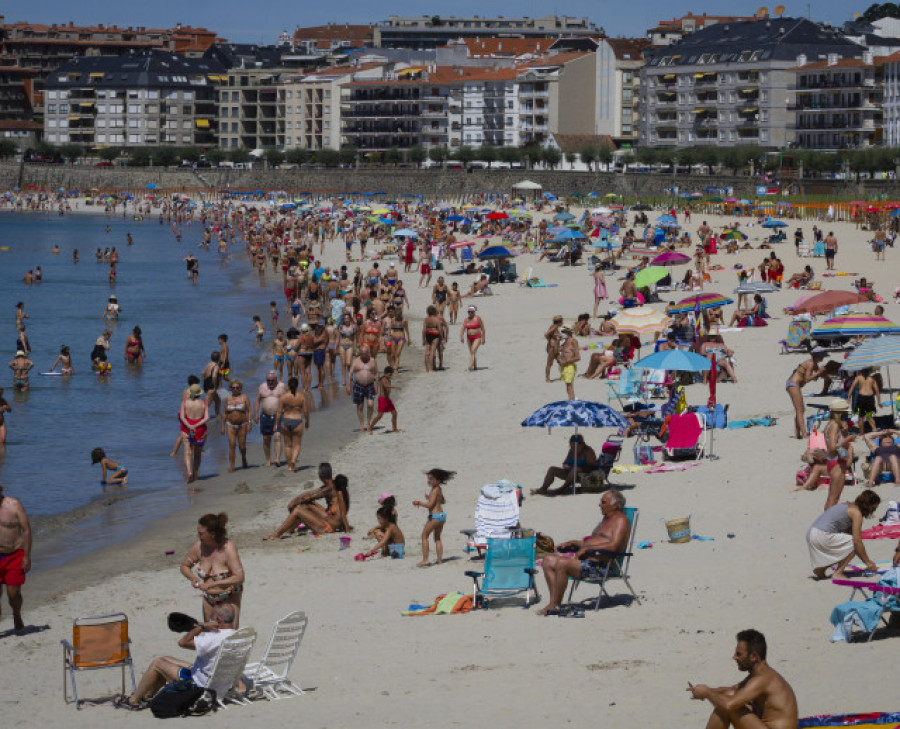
[402,591,475,616]
[799,713,900,728]
[611,464,647,474]
[727,418,776,429]
[472,482,520,541]
[861,524,900,540]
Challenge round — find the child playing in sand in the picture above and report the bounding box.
[368,366,401,434]
[367,493,397,540]
[250,315,265,343]
[413,468,454,567]
[360,506,405,559]
[91,447,128,486]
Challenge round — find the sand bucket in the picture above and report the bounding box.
[665,516,691,543]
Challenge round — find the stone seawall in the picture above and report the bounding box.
[1,161,896,199]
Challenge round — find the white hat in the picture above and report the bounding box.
[300,323,310,332]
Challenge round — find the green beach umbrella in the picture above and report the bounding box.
[633,266,669,289]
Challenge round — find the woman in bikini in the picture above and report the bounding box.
[338,312,358,387]
[265,465,350,539]
[221,380,251,473]
[276,376,310,472]
[362,310,383,363]
[592,264,608,318]
[48,345,74,376]
[413,468,455,567]
[432,277,449,317]
[392,280,409,311]
[460,305,486,372]
[179,383,210,484]
[545,315,563,383]
[824,398,856,511]
[124,326,145,364]
[786,347,829,439]
[296,323,315,391]
[387,307,410,371]
[180,512,245,627]
[422,305,443,373]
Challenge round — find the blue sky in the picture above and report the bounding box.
[8,1,864,44]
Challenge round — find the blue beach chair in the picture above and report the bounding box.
[465,533,539,608]
[567,507,641,610]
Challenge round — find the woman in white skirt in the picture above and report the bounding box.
[806,490,881,579]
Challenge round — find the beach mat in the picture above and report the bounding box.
[799,712,900,727]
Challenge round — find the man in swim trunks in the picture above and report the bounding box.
[114,603,237,710]
[347,344,378,432]
[688,629,798,729]
[254,372,287,467]
[537,490,630,615]
[8,351,33,391]
[0,485,31,631]
[557,326,580,401]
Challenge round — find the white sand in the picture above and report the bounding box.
[5,205,899,727]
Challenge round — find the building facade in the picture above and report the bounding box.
[43,51,224,148]
[517,52,595,146]
[595,38,650,147]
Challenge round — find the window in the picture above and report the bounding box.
[96,119,106,128]
[96,133,106,143]
[129,133,140,143]
[128,104,140,114]
[147,90,159,99]
[59,104,69,113]
[47,104,56,113]
[47,119,57,128]
[128,90,139,98]
[222,108,229,118]
[97,104,106,113]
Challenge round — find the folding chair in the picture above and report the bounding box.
[460,483,522,560]
[831,578,900,642]
[606,366,646,409]
[245,611,308,700]
[465,532,540,609]
[663,412,706,460]
[62,612,136,709]
[460,247,474,264]
[578,435,625,491]
[780,319,812,353]
[205,627,257,708]
[567,507,641,609]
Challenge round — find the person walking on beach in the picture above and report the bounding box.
[180,513,244,627]
[180,384,210,484]
[461,305,485,371]
[222,380,251,473]
[687,629,798,729]
[276,377,310,472]
[823,398,856,510]
[544,315,563,383]
[348,345,378,432]
[254,371,286,468]
[824,231,838,271]
[413,468,454,567]
[0,484,31,632]
[368,366,400,434]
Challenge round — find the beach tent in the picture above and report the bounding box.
[512,180,542,190]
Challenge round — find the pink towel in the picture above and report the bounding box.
[861,524,900,540]
[646,462,702,474]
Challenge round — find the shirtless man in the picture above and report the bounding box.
[557,326,581,400]
[0,485,32,631]
[537,490,630,615]
[688,629,798,729]
[253,371,287,467]
[347,344,378,431]
[620,273,638,308]
[8,351,33,391]
[824,231,838,271]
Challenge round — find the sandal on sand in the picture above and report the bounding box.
[113,695,144,711]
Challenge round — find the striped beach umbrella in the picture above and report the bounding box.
[667,292,735,314]
[811,315,900,339]
[612,306,672,338]
[843,336,900,371]
[721,229,748,241]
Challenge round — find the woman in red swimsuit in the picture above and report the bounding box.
[460,305,486,371]
[179,384,210,484]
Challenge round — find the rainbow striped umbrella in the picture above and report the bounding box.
[811,315,900,339]
[721,229,748,241]
[667,292,734,314]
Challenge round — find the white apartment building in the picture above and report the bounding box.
[595,38,650,147]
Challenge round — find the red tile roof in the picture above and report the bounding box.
[604,37,652,60]
[293,24,373,42]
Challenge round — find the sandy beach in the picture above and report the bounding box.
[4,201,900,728]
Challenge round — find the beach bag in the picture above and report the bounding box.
[633,443,655,465]
[149,679,211,718]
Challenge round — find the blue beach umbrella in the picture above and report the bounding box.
[445,215,464,222]
[761,219,788,228]
[632,349,713,372]
[392,228,418,238]
[549,229,587,241]
[478,245,515,259]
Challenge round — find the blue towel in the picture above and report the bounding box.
[828,568,900,641]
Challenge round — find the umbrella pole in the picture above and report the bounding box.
[573,427,578,495]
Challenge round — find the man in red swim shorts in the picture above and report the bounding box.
[0,484,31,631]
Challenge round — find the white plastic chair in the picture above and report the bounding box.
[205,627,257,708]
[244,611,308,700]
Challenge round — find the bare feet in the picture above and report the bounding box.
[263,534,282,542]
[416,560,430,568]
[13,614,24,631]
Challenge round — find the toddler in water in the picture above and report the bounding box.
[250,315,265,343]
[413,468,454,567]
[91,447,128,486]
[359,506,405,560]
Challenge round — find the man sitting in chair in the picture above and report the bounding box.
[537,490,630,615]
[114,604,237,711]
[531,434,597,496]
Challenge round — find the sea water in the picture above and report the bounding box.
[0,210,351,569]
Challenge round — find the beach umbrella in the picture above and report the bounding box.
[843,336,900,371]
[652,251,691,266]
[633,266,669,289]
[392,228,418,238]
[146,183,157,189]
[486,211,508,221]
[656,214,677,224]
[667,293,734,314]
[612,306,671,338]
[720,229,747,241]
[591,206,613,215]
[553,212,576,222]
[632,349,714,372]
[521,399,629,493]
[478,245,515,260]
[790,290,869,316]
[549,229,586,241]
[761,219,788,228]
[449,241,475,250]
[811,315,900,339]
[734,282,778,294]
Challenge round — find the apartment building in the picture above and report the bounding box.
[0,57,37,120]
[43,51,224,148]
[374,15,598,50]
[639,17,864,149]
[217,67,283,149]
[595,38,651,147]
[517,52,595,146]
[280,62,383,150]
[340,65,518,152]
[648,12,765,46]
[288,24,374,58]
[790,52,881,150]
[879,51,900,147]
[0,17,220,116]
